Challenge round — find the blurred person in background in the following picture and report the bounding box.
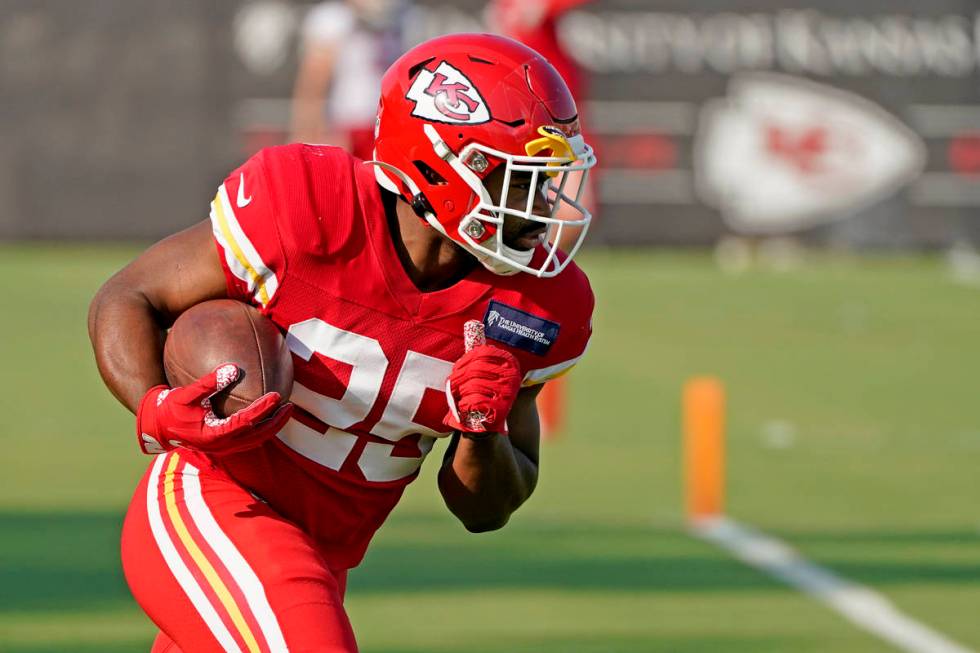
[486,0,591,107]
[290,0,408,158]
[90,33,596,652]
[487,0,595,438]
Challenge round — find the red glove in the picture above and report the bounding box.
[444,322,522,434]
[137,363,292,455]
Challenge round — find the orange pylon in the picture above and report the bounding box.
[683,376,726,522]
[538,376,566,440]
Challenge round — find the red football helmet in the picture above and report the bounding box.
[370,33,596,277]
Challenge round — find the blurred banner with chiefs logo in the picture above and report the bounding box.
[0,0,977,247]
[552,0,980,247]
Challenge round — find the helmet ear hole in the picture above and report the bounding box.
[412,160,447,186]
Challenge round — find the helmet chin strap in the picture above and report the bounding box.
[484,235,534,272]
[367,158,454,241]
[470,234,527,276]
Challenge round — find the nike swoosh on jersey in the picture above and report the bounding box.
[237,173,253,208]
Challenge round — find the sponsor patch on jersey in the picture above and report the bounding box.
[483,300,559,356]
[406,61,491,125]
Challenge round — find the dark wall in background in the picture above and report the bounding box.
[2,0,978,246]
[2,2,237,239]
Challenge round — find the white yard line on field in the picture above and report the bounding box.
[691,517,976,653]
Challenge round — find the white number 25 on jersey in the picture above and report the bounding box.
[276,318,454,483]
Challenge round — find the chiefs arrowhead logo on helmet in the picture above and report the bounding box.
[406,61,491,125]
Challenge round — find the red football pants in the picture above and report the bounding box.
[122,451,358,653]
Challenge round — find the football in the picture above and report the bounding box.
[163,299,294,418]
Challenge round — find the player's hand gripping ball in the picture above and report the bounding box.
[137,299,294,455]
[444,320,522,435]
[137,364,292,455]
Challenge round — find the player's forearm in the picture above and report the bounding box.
[438,433,538,532]
[89,222,232,414]
[89,277,169,413]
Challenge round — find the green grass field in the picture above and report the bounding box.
[1,244,978,652]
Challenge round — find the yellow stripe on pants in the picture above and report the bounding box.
[163,453,263,653]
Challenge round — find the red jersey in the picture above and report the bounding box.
[206,144,593,569]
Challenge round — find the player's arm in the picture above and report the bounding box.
[90,219,290,454]
[439,378,543,533]
[88,220,229,413]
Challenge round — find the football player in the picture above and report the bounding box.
[89,33,596,653]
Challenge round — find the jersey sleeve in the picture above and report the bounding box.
[521,319,591,386]
[209,151,286,309]
[519,268,595,387]
[521,333,590,386]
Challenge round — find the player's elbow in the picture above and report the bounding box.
[462,514,510,533]
[443,497,514,533]
[88,273,138,341]
[87,277,120,344]
[457,495,527,532]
